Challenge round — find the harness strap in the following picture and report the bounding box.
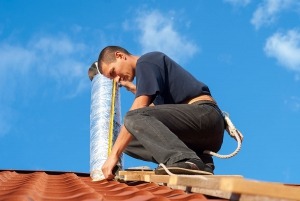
[204,112,244,159]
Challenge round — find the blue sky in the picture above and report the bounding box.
[0,0,300,184]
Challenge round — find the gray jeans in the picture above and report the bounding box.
[124,101,225,166]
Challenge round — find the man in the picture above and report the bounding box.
[97,46,225,180]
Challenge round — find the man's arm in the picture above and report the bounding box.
[119,80,136,94]
[101,95,152,180]
[119,80,155,107]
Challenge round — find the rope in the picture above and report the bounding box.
[203,112,244,159]
[158,163,175,175]
[158,163,208,180]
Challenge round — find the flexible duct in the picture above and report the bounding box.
[89,62,121,181]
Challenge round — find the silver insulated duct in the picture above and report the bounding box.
[89,62,121,181]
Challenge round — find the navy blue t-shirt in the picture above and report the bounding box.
[135,52,211,105]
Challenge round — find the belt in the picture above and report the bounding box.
[185,95,216,104]
[191,100,217,106]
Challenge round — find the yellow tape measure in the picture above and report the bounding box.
[108,80,117,155]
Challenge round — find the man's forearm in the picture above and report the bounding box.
[110,125,133,158]
[101,125,133,179]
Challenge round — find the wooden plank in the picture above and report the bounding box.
[169,174,227,189]
[120,171,243,190]
[118,170,300,200]
[237,193,296,201]
[119,171,231,198]
[119,171,170,184]
[190,187,232,199]
[169,175,300,200]
[168,174,241,199]
[169,184,233,199]
[144,174,170,184]
[118,170,154,181]
[220,178,300,201]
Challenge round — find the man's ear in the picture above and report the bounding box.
[115,51,126,59]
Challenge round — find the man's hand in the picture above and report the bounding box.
[119,80,136,94]
[101,125,133,180]
[101,154,119,180]
[114,76,136,94]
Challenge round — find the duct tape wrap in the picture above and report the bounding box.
[90,73,121,181]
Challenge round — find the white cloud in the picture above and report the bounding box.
[0,44,36,74]
[135,10,199,63]
[31,36,87,83]
[251,0,298,29]
[284,96,300,111]
[33,36,75,55]
[224,0,251,7]
[264,29,300,72]
[0,32,93,137]
[0,34,90,100]
[0,44,37,105]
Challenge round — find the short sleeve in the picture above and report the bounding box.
[135,61,164,101]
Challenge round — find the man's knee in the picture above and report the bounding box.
[124,111,137,131]
[124,111,148,136]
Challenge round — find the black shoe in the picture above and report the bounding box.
[155,159,214,175]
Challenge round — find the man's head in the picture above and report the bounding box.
[97,46,136,82]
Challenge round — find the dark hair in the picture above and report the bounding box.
[97,46,131,74]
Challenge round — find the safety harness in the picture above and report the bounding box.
[204,112,244,158]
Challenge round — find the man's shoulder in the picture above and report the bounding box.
[140,51,165,61]
[136,52,166,73]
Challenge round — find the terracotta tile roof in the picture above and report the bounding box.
[0,170,224,201]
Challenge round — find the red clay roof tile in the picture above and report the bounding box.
[0,170,224,201]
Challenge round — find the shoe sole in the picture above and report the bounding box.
[155,167,213,175]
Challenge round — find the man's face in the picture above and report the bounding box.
[101,53,134,82]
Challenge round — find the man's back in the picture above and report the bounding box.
[136,51,211,105]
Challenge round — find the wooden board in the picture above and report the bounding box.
[118,170,300,201]
[118,170,154,181]
[219,178,300,201]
